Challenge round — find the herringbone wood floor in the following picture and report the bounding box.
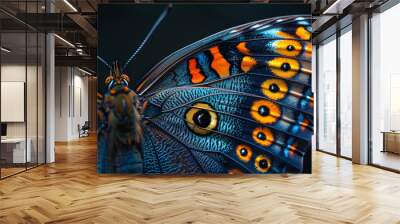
[0,136,399,224]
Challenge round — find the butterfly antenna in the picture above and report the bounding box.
[97,55,112,70]
[113,61,121,79]
[122,4,171,72]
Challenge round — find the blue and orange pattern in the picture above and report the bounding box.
[98,15,313,174]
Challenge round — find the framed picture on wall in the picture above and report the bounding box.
[97,3,313,175]
[1,81,25,123]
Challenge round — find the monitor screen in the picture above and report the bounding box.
[1,123,7,137]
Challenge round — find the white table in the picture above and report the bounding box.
[1,138,31,163]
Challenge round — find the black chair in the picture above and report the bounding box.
[78,121,90,138]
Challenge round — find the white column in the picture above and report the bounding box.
[45,1,55,163]
[46,33,55,163]
[352,14,369,164]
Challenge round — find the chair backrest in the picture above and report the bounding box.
[82,121,90,129]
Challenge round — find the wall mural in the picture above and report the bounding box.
[97,4,313,174]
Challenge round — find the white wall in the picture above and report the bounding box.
[1,64,39,138]
[54,66,89,141]
[55,66,69,141]
[72,73,89,138]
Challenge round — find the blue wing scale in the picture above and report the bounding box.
[134,15,313,174]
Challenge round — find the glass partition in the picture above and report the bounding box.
[0,1,46,179]
[29,0,39,170]
[370,3,400,171]
[317,35,337,154]
[27,30,38,169]
[1,30,28,177]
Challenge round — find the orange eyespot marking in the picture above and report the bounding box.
[241,56,257,73]
[110,89,117,95]
[288,143,297,152]
[236,145,253,162]
[261,79,288,100]
[303,42,312,58]
[286,142,298,157]
[188,58,206,84]
[276,31,296,39]
[267,57,300,79]
[123,86,130,93]
[250,100,281,124]
[305,43,312,53]
[296,26,311,40]
[274,40,302,57]
[228,169,243,175]
[209,46,230,78]
[300,119,310,131]
[236,42,251,55]
[252,127,274,147]
[255,155,271,173]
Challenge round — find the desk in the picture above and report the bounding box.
[1,138,31,163]
[382,131,400,154]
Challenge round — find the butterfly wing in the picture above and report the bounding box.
[138,15,313,174]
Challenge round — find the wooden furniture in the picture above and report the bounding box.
[1,136,400,223]
[382,131,400,154]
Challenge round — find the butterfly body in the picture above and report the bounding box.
[98,63,143,173]
[98,15,313,174]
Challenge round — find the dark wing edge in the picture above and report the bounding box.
[135,15,311,95]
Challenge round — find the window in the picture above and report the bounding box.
[339,27,352,158]
[317,35,337,154]
[370,3,400,171]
